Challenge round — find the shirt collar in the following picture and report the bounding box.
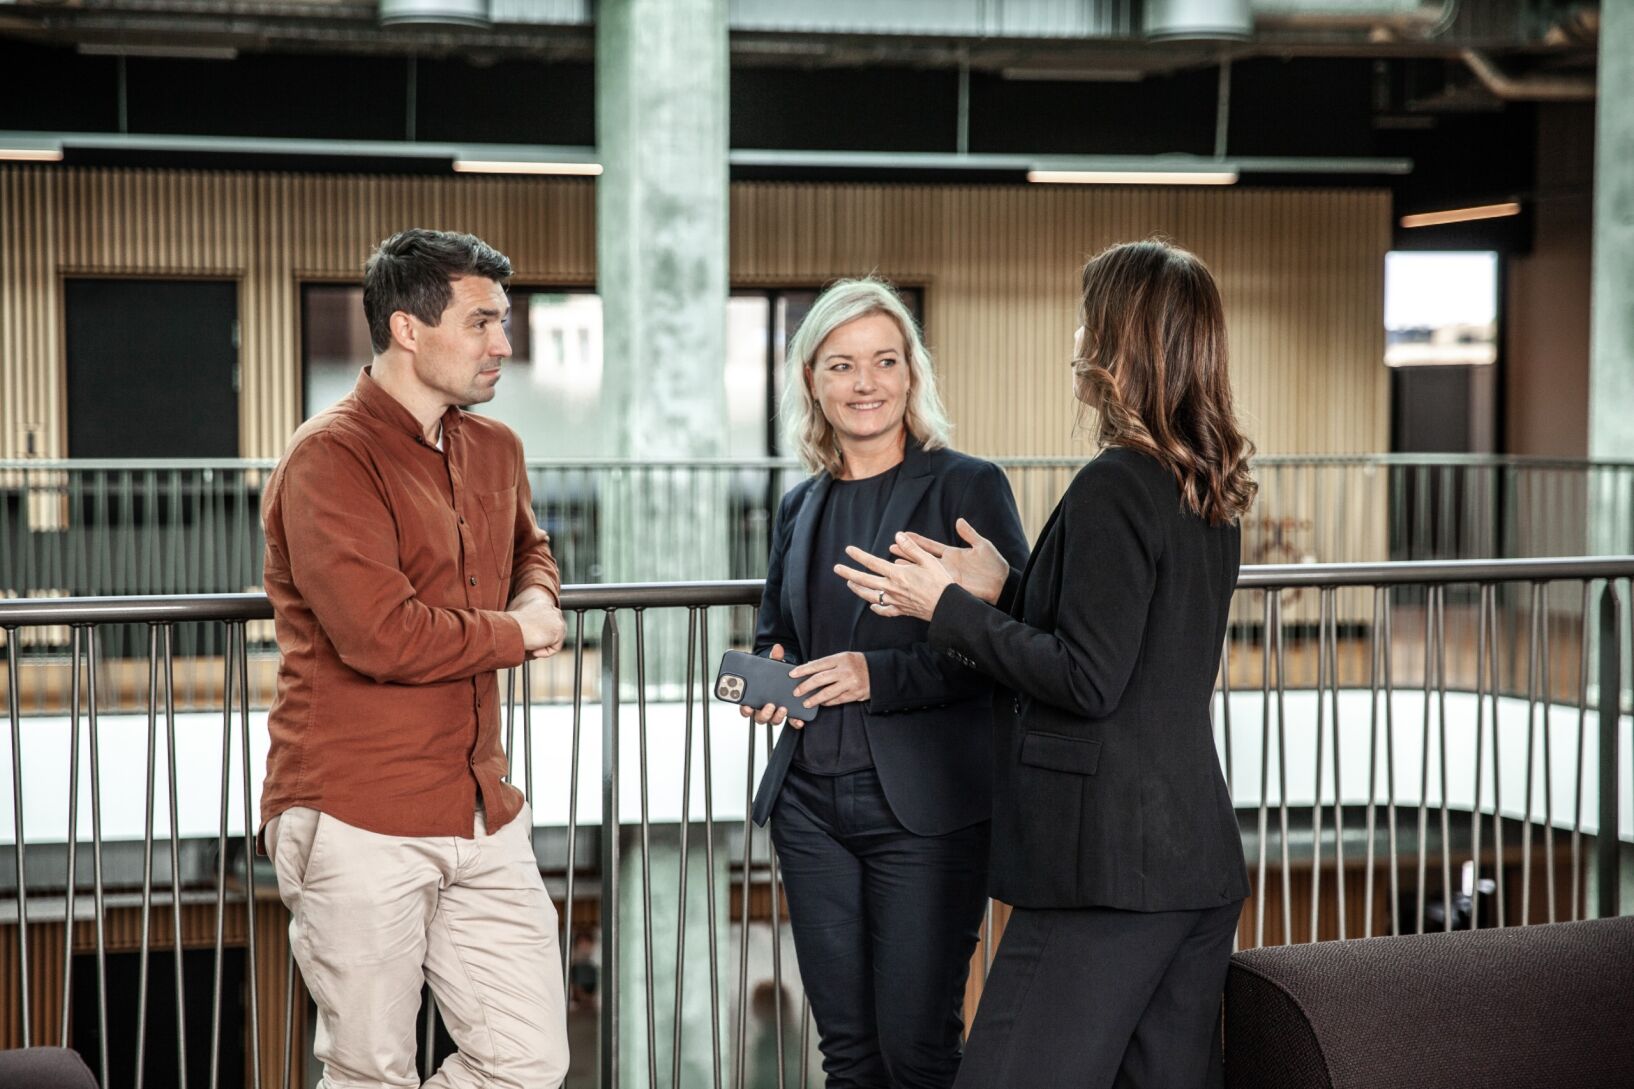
[354,366,465,442]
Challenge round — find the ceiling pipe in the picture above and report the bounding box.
[1461,48,1596,101]
[379,0,490,28]
[1251,0,1454,34]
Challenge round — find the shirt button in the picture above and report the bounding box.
[469,576,478,586]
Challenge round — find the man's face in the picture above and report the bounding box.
[408,275,512,408]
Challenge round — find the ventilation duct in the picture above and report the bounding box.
[379,0,491,28]
[1145,0,1253,40]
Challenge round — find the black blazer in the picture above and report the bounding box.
[929,446,1250,912]
[751,440,1031,836]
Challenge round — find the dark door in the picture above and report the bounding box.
[66,278,239,458]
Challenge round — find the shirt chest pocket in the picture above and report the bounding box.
[476,487,518,585]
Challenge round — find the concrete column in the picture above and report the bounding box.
[1590,0,1634,459]
[596,0,731,592]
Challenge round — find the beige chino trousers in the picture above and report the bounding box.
[266,803,569,1089]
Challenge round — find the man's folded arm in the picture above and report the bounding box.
[281,436,527,684]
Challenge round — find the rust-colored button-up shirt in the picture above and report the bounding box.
[259,368,559,838]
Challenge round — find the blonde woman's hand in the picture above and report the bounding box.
[789,651,870,711]
[736,643,807,729]
[891,518,1011,605]
[835,533,955,622]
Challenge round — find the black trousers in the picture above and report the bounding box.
[953,901,1242,1089]
[771,765,990,1089]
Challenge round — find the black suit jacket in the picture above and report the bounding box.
[751,440,1031,836]
[929,446,1250,911]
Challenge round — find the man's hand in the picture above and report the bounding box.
[790,651,870,710]
[509,588,566,659]
[739,643,807,729]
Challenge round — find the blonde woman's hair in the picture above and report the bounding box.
[780,277,952,476]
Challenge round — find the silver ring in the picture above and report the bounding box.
[877,590,887,606]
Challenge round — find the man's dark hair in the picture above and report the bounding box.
[362,228,513,354]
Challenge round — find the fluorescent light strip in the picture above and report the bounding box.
[453,159,602,176]
[0,148,64,163]
[1028,169,1238,186]
[1399,202,1521,228]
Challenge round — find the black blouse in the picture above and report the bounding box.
[794,464,902,775]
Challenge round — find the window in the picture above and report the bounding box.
[301,284,925,460]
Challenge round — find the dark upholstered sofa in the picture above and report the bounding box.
[1225,916,1634,1089]
[0,1047,98,1089]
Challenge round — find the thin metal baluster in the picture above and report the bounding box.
[163,626,189,1089]
[505,665,517,764]
[563,612,586,994]
[1488,592,1505,928]
[1573,582,1590,922]
[86,626,110,1088]
[6,631,30,1046]
[209,624,234,1089]
[60,626,82,1047]
[1328,591,1347,941]
[798,995,811,1089]
[1364,589,1381,939]
[1417,588,1433,935]
[1436,587,1453,932]
[671,610,699,1089]
[601,609,622,1089]
[983,899,995,977]
[522,663,535,806]
[635,612,659,1089]
[1541,589,1556,923]
[281,952,296,1089]
[1383,594,1399,936]
[1471,586,1491,930]
[1275,593,1292,945]
[136,626,161,1089]
[1522,584,1542,925]
[1221,634,1234,799]
[765,718,787,1089]
[699,611,724,1089]
[1255,592,1272,948]
[1311,590,1329,942]
[237,622,263,1089]
[421,999,438,1082]
[735,705,759,1089]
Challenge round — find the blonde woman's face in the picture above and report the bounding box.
[808,312,910,449]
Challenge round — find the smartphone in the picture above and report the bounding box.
[715,650,804,713]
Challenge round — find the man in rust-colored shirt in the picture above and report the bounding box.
[260,229,569,1089]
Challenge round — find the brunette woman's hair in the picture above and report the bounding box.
[1074,240,1256,525]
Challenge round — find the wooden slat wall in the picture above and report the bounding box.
[731,183,1391,460]
[0,167,1388,461]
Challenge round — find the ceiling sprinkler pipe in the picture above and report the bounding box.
[379,0,491,28]
[1251,0,1452,32]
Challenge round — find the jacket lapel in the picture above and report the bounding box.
[785,473,832,658]
[848,442,934,641]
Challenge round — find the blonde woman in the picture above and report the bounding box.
[741,278,1029,1088]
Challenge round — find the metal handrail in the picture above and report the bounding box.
[6,452,1634,470]
[4,558,1634,627]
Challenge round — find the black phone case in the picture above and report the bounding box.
[714,650,803,712]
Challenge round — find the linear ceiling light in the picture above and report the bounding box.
[1028,169,1238,186]
[452,159,602,176]
[1400,202,1521,228]
[0,147,63,162]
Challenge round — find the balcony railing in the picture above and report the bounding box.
[1,558,1632,1087]
[4,453,1632,599]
